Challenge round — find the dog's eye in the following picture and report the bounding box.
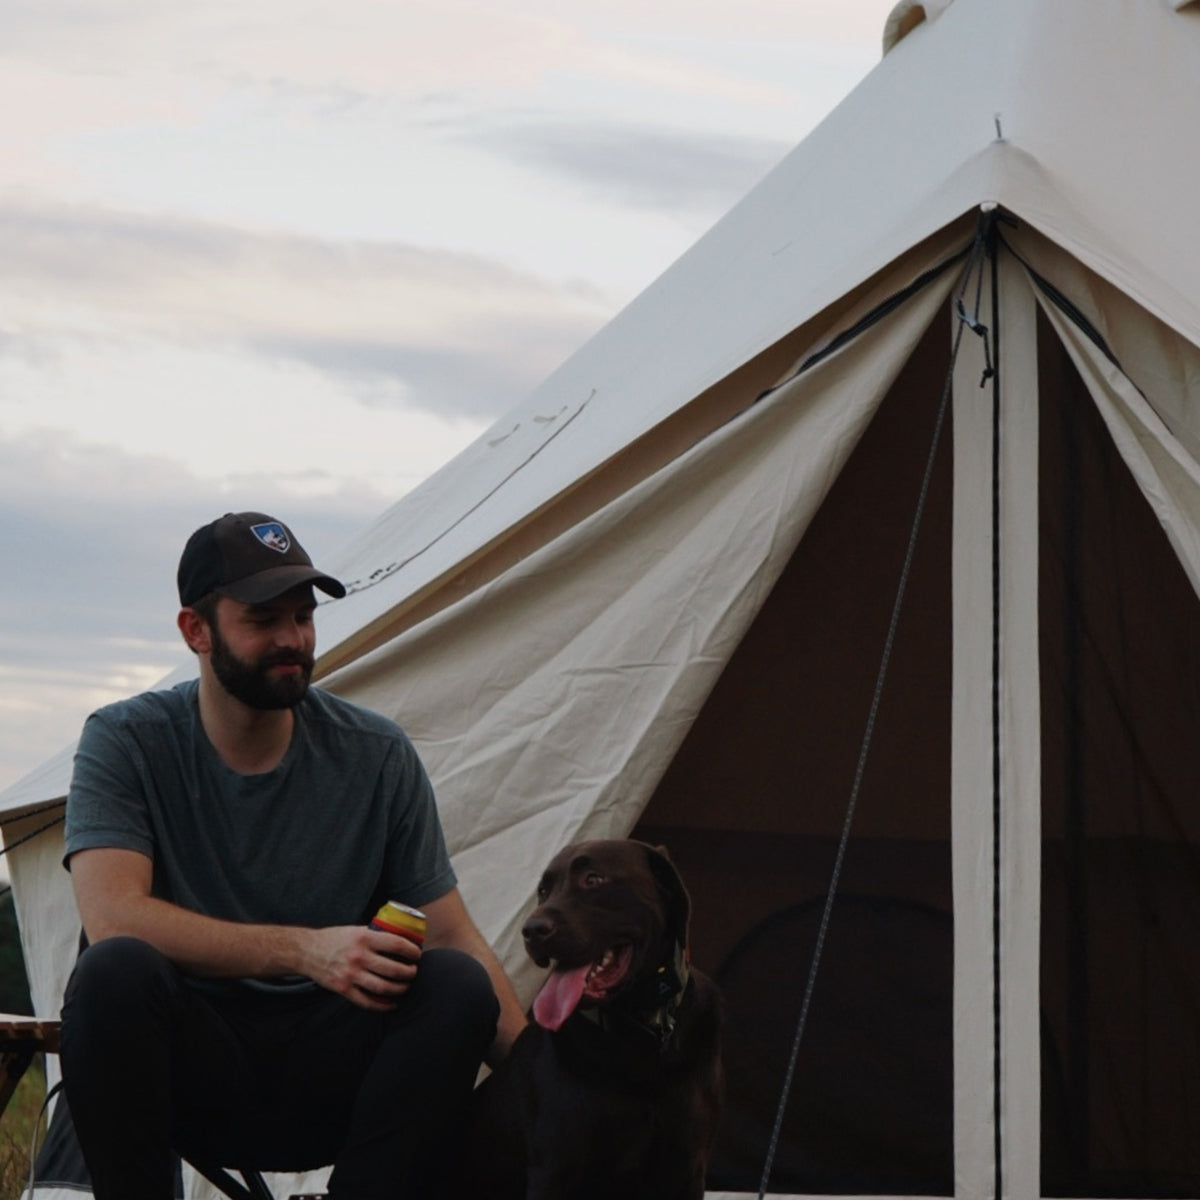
[536,880,550,901]
[582,872,606,888]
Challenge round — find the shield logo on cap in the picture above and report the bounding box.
[250,522,291,554]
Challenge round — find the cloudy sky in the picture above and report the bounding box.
[0,0,898,800]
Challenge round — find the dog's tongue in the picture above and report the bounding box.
[532,964,591,1030]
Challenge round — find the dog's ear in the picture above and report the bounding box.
[644,843,692,948]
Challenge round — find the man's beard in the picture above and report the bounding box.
[209,625,314,710]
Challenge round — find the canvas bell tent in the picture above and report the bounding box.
[5,0,1200,1196]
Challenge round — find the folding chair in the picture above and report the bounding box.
[0,1013,59,1114]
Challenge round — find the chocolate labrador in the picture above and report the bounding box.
[449,839,723,1200]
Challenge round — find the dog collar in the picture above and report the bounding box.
[580,939,691,1051]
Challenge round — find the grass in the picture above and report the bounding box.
[0,1059,48,1200]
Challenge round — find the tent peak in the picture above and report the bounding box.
[883,0,955,54]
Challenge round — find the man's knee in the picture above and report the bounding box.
[408,948,499,1042]
[64,936,181,1018]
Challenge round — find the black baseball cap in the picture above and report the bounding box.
[177,512,347,608]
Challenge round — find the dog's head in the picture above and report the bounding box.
[522,839,692,1031]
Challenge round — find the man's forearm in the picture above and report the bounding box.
[82,893,422,1011]
[82,890,311,980]
[70,846,418,1010]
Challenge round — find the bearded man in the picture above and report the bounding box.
[59,512,526,1200]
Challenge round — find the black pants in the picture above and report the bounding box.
[59,937,499,1200]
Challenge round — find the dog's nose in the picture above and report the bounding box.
[522,913,554,945]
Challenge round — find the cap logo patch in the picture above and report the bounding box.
[250,522,290,554]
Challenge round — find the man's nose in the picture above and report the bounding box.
[273,618,307,648]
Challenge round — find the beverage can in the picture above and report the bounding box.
[370,901,426,945]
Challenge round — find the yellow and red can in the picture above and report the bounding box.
[370,901,426,945]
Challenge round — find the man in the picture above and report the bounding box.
[60,511,527,1200]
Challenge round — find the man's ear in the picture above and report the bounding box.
[177,607,212,655]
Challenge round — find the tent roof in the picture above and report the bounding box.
[3,0,1198,817]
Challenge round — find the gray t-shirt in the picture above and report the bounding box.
[65,680,456,930]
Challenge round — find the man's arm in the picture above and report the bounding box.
[70,846,421,1012]
[422,888,528,1061]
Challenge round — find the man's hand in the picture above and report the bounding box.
[297,925,422,1011]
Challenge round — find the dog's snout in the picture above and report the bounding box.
[522,912,555,945]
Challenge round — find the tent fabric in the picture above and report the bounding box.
[5,808,76,1045]
[1028,268,1200,601]
[323,255,959,1003]
[1006,229,1200,469]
